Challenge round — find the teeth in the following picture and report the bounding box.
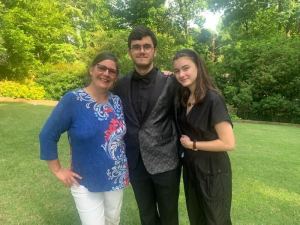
[98,77,110,82]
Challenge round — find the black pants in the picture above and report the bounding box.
[183,154,232,225]
[129,158,181,225]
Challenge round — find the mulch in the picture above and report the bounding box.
[0,97,58,106]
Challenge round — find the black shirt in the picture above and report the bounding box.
[177,89,232,174]
[131,67,158,123]
[178,90,232,142]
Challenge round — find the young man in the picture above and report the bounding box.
[114,26,181,225]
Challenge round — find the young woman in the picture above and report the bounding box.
[39,52,129,225]
[173,49,235,225]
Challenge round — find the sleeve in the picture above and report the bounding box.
[39,93,73,160]
[113,94,125,121]
[118,97,125,121]
[210,92,232,127]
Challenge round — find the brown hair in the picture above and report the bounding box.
[85,52,119,85]
[173,49,218,107]
[90,51,119,75]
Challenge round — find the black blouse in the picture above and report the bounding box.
[177,90,233,174]
[178,90,232,142]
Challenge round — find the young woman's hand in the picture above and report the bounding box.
[180,135,193,150]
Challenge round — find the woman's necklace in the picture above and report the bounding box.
[187,94,195,107]
[186,94,195,114]
[187,101,194,107]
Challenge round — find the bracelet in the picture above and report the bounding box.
[193,141,197,151]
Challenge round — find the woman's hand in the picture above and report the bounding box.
[53,168,82,187]
[47,160,82,187]
[180,135,193,150]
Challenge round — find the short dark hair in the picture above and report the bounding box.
[127,25,157,49]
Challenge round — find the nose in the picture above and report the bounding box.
[103,69,109,76]
[140,46,145,53]
[178,70,185,78]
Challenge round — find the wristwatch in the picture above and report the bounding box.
[193,141,197,151]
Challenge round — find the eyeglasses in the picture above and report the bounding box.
[130,44,153,52]
[95,64,117,76]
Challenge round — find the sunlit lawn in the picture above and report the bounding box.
[0,102,299,224]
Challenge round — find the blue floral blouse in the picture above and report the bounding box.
[39,89,129,192]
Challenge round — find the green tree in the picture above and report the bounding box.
[214,35,300,123]
[167,0,206,41]
[61,0,119,48]
[0,0,79,80]
[207,0,300,122]
[208,0,300,36]
[109,0,166,27]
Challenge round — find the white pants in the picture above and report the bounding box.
[70,185,123,225]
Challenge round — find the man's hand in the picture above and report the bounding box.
[162,70,173,76]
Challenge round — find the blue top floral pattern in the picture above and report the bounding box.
[40,89,129,192]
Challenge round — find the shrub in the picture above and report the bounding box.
[213,35,300,123]
[36,62,86,100]
[0,80,45,99]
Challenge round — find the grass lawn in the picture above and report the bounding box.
[0,102,299,225]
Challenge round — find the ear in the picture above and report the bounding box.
[128,49,133,59]
[89,66,93,76]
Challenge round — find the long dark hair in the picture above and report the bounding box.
[173,49,218,107]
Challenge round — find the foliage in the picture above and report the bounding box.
[214,35,300,123]
[207,0,300,123]
[0,25,37,80]
[109,0,166,28]
[61,0,119,50]
[35,62,86,100]
[155,32,186,71]
[0,80,45,99]
[208,0,300,35]
[167,0,206,40]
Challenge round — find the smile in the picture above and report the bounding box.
[97,77,112,83]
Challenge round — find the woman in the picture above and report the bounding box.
[39,52,129,225]
[173,49,235,225]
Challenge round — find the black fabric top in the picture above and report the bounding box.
[177,89,232,175]
[131,67,158,123]
[178,90,232,142]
